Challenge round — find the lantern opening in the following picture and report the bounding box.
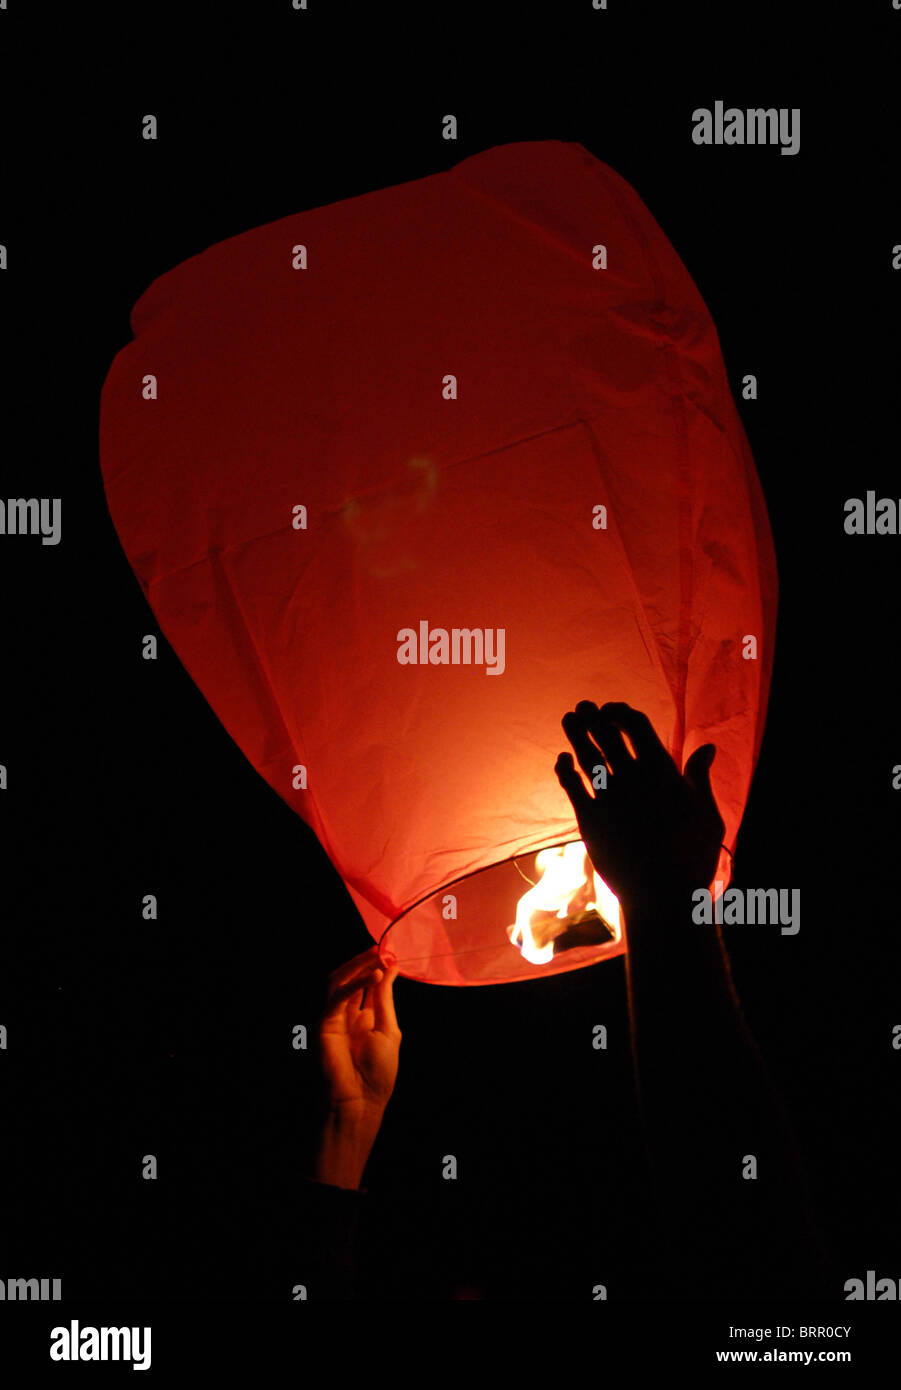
[377,839,624,986]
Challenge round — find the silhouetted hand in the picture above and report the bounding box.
[555,701,725,911]
[308,945,401,1189]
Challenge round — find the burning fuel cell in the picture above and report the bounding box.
[507,842,622,965]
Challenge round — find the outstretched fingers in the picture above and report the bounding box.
[555,750,597,826]
[590,716,633,775]
[597,702,671,768]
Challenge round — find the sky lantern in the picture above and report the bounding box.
[99,140,777,986]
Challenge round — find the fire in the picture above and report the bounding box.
[507,841,622,965]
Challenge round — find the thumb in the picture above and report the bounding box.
[683,743,716,800]
[372,964,401,1038]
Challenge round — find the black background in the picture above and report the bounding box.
[1,0,899,1323]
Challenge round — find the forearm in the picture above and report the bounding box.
[624,884,767,1105]
[623,886,827,1289]
[304,1105,384,1190]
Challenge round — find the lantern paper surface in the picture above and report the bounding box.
[99,140,777,985]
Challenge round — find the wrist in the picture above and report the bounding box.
[621,879,702,929]
[622,880,730,970]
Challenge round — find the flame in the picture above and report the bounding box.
[507,841,622,965]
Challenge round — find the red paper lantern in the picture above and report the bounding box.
[99,140,777,985]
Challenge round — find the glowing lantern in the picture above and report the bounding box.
[99,140,777,986]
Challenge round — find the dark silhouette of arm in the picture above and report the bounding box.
[557,700,833,1298]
